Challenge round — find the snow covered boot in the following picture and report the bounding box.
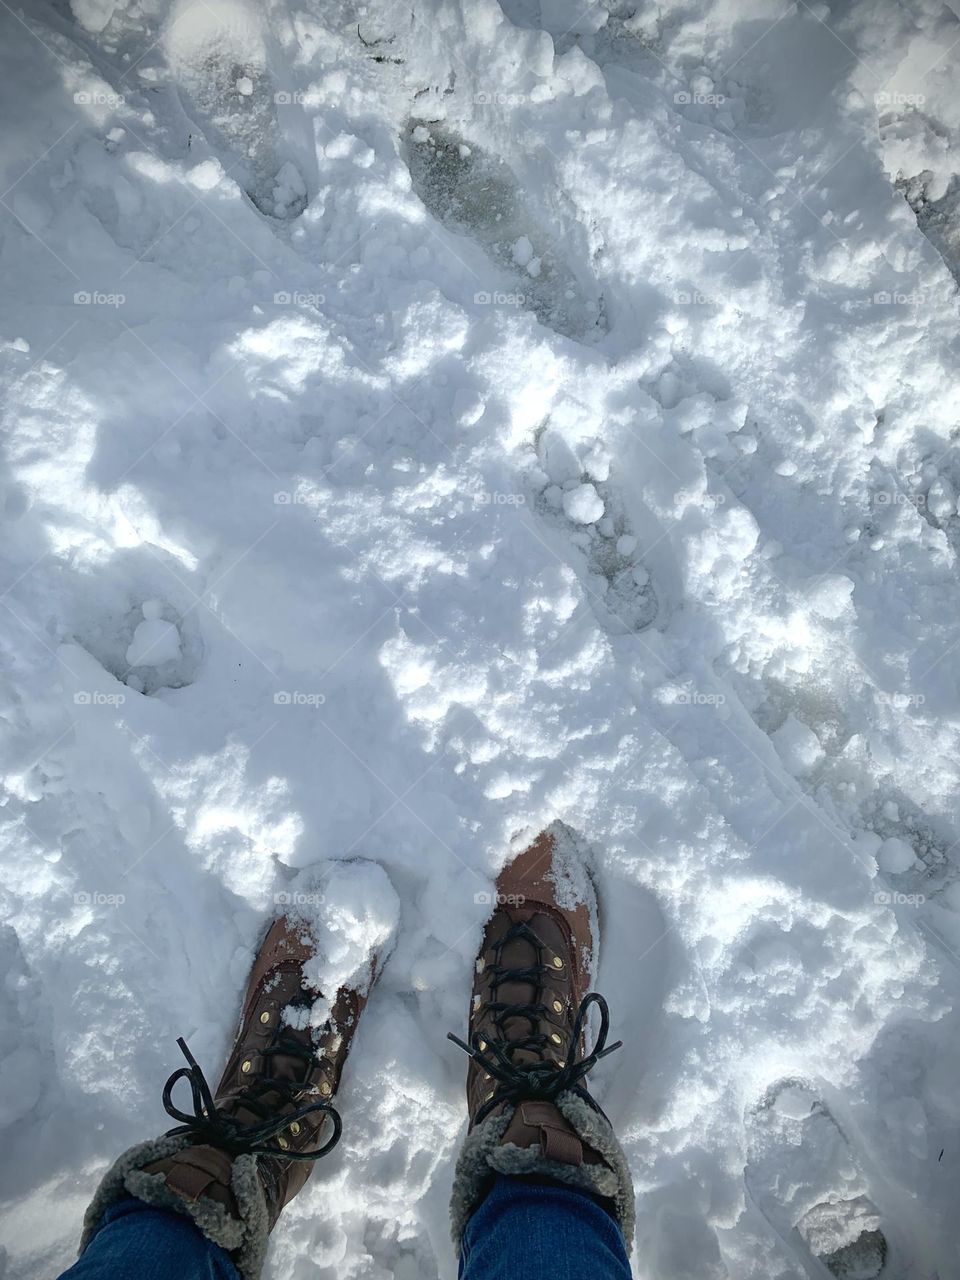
[448,827,635,1249]
[77,914,381,1280]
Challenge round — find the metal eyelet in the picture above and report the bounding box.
[277,1135,289,1150]
[241,1059,253,1073]
[552,1000,562,1014]
[484,1089,495,1101]
[259,1011,271,1024]
[320,1081,332,1097]
[550,1032,562,1045]
[551,957,564,970]
[477,1038,487,1051]
[289,1121,301,1136]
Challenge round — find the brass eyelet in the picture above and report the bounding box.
[320,1081,332,1097]
[552,1000,562,1014]
[550,1032,562,1045]
[277,1135,289,1150]
[551,957,563,970]
[241,1059,253,1074]
[477,1038,487,1051]
[289,1121,301,1136]
[259,1011,271,1024]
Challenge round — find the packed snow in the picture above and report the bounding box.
[3,0,960,1277]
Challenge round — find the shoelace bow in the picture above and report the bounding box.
[447,921,622,1125]
[162,1031,342,1162]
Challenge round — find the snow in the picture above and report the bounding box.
[562,483,605,525]
[2,0,960,1278]
[877,837,917,875]
[771,714,825,776]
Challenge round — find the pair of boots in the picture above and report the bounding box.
[78,831,635,1279]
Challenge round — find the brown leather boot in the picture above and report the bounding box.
[78,910,385,1280]
[448,826,635,1249]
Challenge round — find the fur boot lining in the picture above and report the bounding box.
[449,1093,635,1252]
[77,1136,271,1280]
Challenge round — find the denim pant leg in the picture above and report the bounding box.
[460,1175,632,1280]
[58,1197,240,1280]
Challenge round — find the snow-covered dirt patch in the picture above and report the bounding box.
[3,1,960,1278]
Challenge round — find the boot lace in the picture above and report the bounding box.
[161,1028,342,1162]
[447,920,622,1125]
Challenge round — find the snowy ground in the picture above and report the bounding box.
[3,0,960,1276]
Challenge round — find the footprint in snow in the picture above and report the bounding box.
[74,596,201,697]
[163,0,309,220]
[404,120,605,341]
[745,1079,888,1279]
[533,431,658,634]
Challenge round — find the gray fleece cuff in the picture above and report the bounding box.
[78,1134,271,1280]
[449,1092,635,1252]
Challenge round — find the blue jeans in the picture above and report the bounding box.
[60,1176,631,1280]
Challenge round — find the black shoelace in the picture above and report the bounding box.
[162,1034,342,1162]
[447,921,622,1125]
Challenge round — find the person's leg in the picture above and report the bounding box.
[447,828,636,1266]
[70,886,389,1280]
[459,1177,631,1280]
[59,1197,238,1280]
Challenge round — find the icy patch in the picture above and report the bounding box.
[404,121,604,340]
[163,0,310,219]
